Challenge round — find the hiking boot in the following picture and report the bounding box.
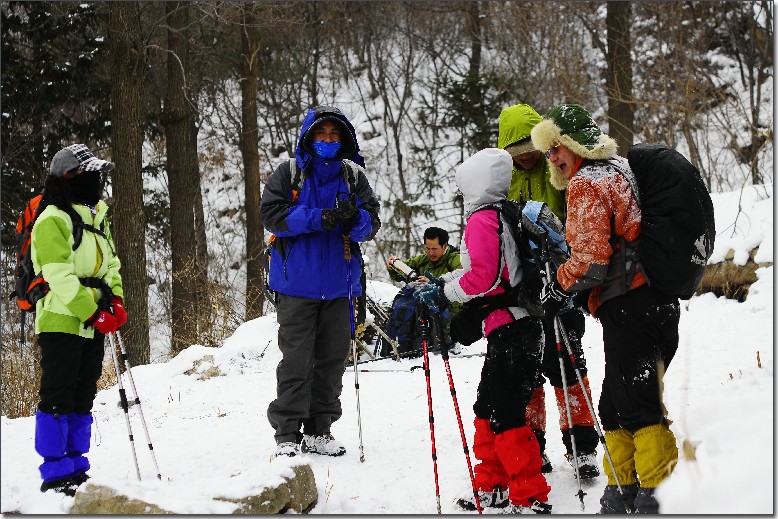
[540,452,553,473]
[600,483,639,514]
[633,487,659,514]
[71,472,90,486]
[455,486,509,511]
[301,434,346,456]
[566,451,600,479]
[502,499,552,514]
[274,441,300,458]
[40,476,78,497]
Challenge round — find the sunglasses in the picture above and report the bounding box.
[544,145,560,159]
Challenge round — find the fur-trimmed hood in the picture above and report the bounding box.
[531,104,618,189]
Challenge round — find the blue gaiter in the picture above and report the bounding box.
[312,141,342,159]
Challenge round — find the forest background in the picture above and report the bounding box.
[1,1,773,418]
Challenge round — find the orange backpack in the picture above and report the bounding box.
[12,192,50,313]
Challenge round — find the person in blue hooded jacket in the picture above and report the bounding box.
[261,106,380,458]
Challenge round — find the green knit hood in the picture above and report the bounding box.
[498,104,542,156]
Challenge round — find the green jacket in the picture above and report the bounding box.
[498,104,567,220]
[32,202,123,337]
[388,245,462,283]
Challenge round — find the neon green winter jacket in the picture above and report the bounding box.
[498,104,567,220]
[31,202,123,337]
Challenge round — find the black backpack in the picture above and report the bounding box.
[625,143,716,299]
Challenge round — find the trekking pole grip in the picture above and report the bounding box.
[343,234,351,261]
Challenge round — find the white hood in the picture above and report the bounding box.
[455,148,513,214]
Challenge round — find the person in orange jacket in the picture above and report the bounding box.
[531,104,680,514]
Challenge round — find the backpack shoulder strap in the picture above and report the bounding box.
[289,158,304,200]
[341,159,361,194]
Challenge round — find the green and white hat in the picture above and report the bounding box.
[530,104,617,161]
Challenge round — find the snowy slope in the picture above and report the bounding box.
[0,187,773,514]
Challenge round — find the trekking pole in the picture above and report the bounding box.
[436,314,482,515]
[343,234,366,463]
[538,232,586,511]
[113,330,163,480]
[107,332,141,480]
[555,316,633,513]
[359,365,423,373]
[418,304,442,514]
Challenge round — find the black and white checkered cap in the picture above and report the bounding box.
[49,144,114,177]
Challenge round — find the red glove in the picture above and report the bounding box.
[112,296,128,328]
[89,310,118,334]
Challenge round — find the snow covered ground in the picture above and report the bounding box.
[1,185,773,514]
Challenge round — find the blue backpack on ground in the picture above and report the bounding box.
[381,283,446,357]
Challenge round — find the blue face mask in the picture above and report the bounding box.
[312,141,342,159]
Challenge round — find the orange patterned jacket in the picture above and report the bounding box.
[556,157,646,315]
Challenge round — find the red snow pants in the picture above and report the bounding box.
[471,318,550,505]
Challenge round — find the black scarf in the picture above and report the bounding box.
[67,170,101,206]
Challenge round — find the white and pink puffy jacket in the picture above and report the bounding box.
[440,148,531,338]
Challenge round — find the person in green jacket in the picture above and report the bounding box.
[32,144,127,496]
[386,227,461,283]
[498,103,567,219]
[498,104,600,480]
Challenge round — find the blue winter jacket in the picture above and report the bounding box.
[261,106,381,299]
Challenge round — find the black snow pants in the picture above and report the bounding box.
[597,284,680,432]
[473,317,543,434]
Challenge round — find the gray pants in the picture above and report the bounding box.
[267,294,351,443]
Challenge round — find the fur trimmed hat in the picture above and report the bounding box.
[530,104,617,161]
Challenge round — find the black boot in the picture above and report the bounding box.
[633,487,659,514]
[599,483,639,514]
[40,476,78,497]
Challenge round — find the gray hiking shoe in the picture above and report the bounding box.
[456,486,509,511]
[274,441,300,458]
[566,451,600,479]
[301,433,346,456]
[502,499,552,514]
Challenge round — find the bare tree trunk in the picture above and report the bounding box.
[192,121,208,282]
[466,1,481,79]
[240,4,265,320]
[606,1,635,155]
[109,2,150,365]
[161,1,200,354]
[308,2,320,107]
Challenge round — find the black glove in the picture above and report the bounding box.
[335,196,359,230]
[571,288,592,315]
[321,208,340,230]
[424,271,445,288]
[540,277,570,317]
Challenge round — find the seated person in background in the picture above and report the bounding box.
[385,227,463,353]
[386,227,461,282]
